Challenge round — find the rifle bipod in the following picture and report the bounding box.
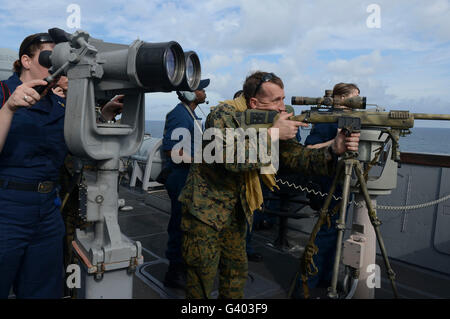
[289,152,399,299]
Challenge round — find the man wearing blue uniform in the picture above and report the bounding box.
[162,79,210,288]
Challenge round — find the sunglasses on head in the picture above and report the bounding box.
[19,33,54,58]
[253,73,275,97]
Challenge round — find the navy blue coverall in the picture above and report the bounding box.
[162,103,202,270]
[0,73,67,298]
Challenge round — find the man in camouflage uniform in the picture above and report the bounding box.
[178,71,360,299]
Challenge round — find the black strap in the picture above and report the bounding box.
[60,165,84,211]
[1,81,11,107]
[0,178,54,193]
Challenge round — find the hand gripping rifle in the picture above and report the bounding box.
[236,92,450,299]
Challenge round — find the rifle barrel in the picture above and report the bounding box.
[412,113,450,121]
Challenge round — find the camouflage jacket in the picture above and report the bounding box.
[178,103,336,231]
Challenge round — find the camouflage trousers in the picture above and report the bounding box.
[181,206,248,299]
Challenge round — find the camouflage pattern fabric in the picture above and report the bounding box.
[178,103,336,299]
[178,103,335,232]
[181,204,247,299]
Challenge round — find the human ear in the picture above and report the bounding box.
[20,55,31,70]
[249,97,258,109]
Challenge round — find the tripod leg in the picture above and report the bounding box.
[317,160,345,222]
[328,159,354,299]
[304,160,345,265]
[288,160,344,299]
[354,161,399,298]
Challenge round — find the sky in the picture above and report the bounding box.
[0,0,449,128]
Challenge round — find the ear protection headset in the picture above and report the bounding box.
[177,91,196,103]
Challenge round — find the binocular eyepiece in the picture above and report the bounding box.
[292,90,367,109]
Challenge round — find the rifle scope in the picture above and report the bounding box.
[292,90,367,109]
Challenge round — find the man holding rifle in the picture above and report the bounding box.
[178,71,360,299]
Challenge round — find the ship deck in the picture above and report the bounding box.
[118,183,450,299]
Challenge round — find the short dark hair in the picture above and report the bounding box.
[242,71,284,105]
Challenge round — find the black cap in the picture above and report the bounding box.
[19,33,54,58]
[197,79,210,90]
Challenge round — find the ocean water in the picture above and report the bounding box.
[145,121,450,156]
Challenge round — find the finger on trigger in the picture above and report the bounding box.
[280,112,292,119]
[27,79,48,88]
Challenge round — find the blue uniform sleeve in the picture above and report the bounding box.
[162,105,193,152]
[305,123,338,146]
[295,128,302,143]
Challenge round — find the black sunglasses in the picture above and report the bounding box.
[19,33,54,58]
[253,73,274,97]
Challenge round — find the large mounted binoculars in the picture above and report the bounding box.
[37,28,204,160]
[40,27,202,92]
[40,28,209,298]
[292,90,367,109]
